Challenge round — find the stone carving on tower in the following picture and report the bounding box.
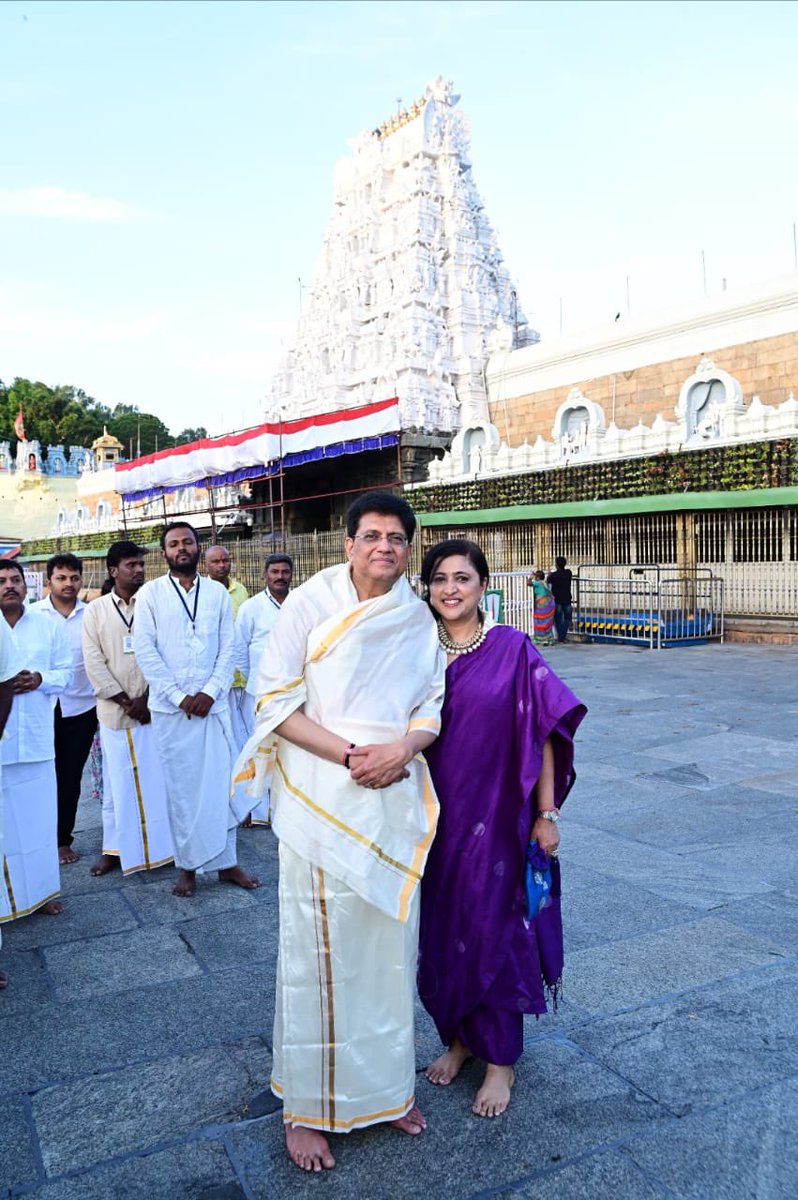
[269,77,537,437]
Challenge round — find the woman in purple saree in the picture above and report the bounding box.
[418,539,586,1117]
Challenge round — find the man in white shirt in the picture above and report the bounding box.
[205,545,249,751]
[0,561,72,925]
[0,612,19,989]
[33,553,97,866]
[82,540,175,879]
[234,553,293,825]
[134,522,260,898]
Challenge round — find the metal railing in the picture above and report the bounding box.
[572,565,724,648]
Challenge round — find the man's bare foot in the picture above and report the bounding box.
[389,1104,427,1135]
[0,970,8,990]
[426,1038,471,1085]
[172,869,197,897]
[41,900,64,916]
[218,865,260,889]
[285,1124,335,1172]
[58,846,79,865]
[472,1064,514,1118]
[90,854,119,877]
[240,813,252,828]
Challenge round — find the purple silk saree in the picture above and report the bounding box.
[419,625,586,1054]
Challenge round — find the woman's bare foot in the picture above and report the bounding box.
[218,865,260,889]
[172,869,196,897]
[472,1064,514,1118]
[90,854,119,877]
[0,970,8,990]
[285,1124,335,1172]
[425,1038,471,1085]
[58,846,79,865]
[41,900,64,916]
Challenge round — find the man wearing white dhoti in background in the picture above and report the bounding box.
[82,541,175,879]
[234,553,293,826]
[0,561,71,926]
[135,522,259,898]
[205,545,249,752]
[0,615,19,990]
[232,492,444,1173]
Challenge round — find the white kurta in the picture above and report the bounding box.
[234,588,284,823]
[135,572,242,870]
[0,619,21,949]
[232,563,445,1131]
[0,608,71,924]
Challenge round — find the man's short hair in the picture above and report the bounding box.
[160,521,199,550]
[264,553,293,571]
[46,552,82,579]
[0,559,25,581]
[555,556,567,569]
[107,540,145,571]
[345,491,416,542]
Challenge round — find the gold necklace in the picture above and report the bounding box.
[437,616,487,655]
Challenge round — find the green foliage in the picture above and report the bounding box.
[21,524,165,559]
[412,439,798,514]
[0,378,175,460]
[174,427,209,445]
[108,407,171,457]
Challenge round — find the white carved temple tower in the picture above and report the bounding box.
[270,77,537,455]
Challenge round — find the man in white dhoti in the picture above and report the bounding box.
[232,492,445,1172]
[82,541,175,879]
[0,615,19,990]
[205,545,249,752]
[0,561,72,926]
[234,553,293,826]
[135,522,260,898]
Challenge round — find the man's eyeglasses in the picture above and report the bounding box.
[354,531,409,548]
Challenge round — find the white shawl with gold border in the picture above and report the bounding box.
[231,562,445,922]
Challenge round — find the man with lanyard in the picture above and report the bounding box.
[0,612,19,990]
[33,553,97,865]
[82,541,175,879]
[234,553,293,825]
[204,545,249,751]
[232,492,444,1172]
[0,560,71,925]
[134,522,260,898]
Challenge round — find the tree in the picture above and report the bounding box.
[108,406,171,458]
[174,427,208,445]
[0,377,111,451]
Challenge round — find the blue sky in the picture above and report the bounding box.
[2,0,797,437]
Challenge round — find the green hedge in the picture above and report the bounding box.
[411,438,798,514]
[21,523,165,559]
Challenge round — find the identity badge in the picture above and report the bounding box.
[122,634,135,655]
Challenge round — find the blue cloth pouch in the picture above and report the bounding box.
[524,839,552,920]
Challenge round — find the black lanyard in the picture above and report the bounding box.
[169,575,200,630]
[267,591,281,611]
[111,596,134,632]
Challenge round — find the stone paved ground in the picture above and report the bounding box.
[1,642,797,1199]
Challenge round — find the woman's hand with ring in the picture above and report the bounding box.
[532,815,560,857]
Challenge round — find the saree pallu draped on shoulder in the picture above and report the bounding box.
[231,564,444,922]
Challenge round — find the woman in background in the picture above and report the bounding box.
[418,539,586,1118]
[528,570,556,645]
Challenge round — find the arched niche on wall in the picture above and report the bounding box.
[551,388,606,460]
[675,356,744,443]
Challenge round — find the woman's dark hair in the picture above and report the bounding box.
[534,569,545,580]
[345,490,416,541]
[420,539,490,592]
